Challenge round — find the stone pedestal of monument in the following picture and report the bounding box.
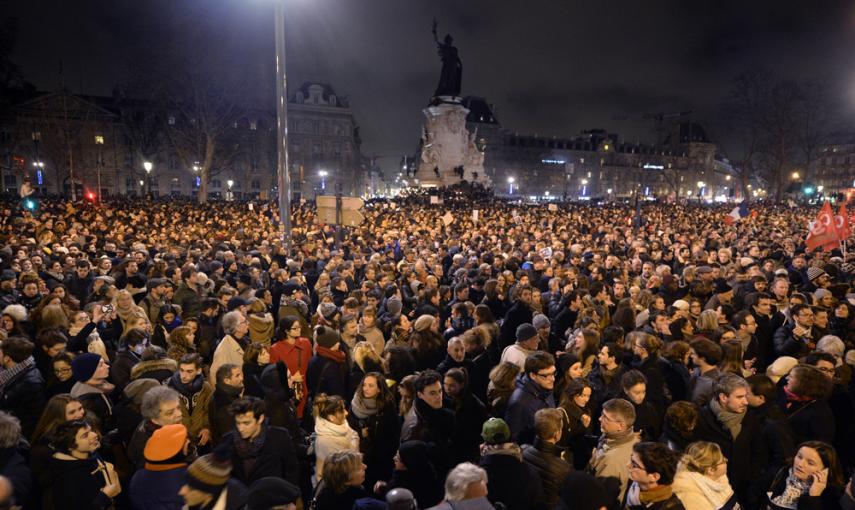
[416,97,490,187]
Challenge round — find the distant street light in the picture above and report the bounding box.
[791,171,800,180]
[319,170,328,190]
[507,176,515,195]
[143,161,153,196]
[94,135,104,202]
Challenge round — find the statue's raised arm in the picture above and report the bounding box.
[431,19,463,98]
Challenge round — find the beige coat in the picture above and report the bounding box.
[210,335,244,384]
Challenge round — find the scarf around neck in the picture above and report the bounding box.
[626,482,675,506]
[350,394,379,420]
[710,399,745,439]
[316,345,346,364]
[769,468,812,509]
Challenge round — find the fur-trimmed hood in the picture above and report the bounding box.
[130,358,178,381]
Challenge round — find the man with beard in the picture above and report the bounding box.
[166,354,213,448]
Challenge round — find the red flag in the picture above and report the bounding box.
[837,202,850,240]
[806,202,841,252]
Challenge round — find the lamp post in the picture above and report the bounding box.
[697,181,705,203]
[274,0,292,256]
[143,161,153,197]
[94,135,104,201]
[227,179,234,201]
[581,178,588,197]
[507,176,515,195]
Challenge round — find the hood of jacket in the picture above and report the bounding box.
[130,358,178,381]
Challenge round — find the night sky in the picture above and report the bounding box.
[6,0,855,168]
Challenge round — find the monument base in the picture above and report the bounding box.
[416,97,490,188]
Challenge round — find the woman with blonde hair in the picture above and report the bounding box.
[114,289,147,331]
[122,310,151,336]
[696,309,720,339]
[672,441,738,510]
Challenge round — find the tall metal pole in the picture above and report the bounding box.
[274,0,292,257]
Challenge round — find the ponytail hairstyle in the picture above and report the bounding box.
[312,393,345,420]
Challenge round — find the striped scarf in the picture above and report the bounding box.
[0,356,35,390]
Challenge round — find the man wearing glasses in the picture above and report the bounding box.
[505,351,556,446]
[773,303,817,358]
[587,398,640,504]
[623,442,685,509]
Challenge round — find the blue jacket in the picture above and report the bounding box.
[129,465,187,510]
[505,374,555,445]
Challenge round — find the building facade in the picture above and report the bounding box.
[812,133,855,198]
[0,81,365,199]
[455,97,735,201]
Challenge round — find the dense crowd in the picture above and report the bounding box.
[0,189,854,510]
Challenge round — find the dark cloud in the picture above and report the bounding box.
[6,0,854,171]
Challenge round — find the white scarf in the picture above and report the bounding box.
[677,469,735,509]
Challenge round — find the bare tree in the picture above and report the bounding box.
[161,63,246,203]
[757,79,801,201]
[794,79,836,184]
[721,69,771,200]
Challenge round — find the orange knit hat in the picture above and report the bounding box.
[144,424,188,463]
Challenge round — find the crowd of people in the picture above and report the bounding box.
[0,189,854,510]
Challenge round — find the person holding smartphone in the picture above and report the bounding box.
[765,441,845,510]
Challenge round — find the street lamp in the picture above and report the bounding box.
[697,181,706,202]
[94,135,104,202]
[143,161,153,196]
[319,170,328,191]
[791,171,800,180]
[507,176,515,195]
[227,179,234,201]
[274,0,292,256]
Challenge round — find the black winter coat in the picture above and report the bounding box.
[786,398,835,445]
[498,301,533,352]
[522,439,571,510]
[0,364,45,438]
[448,391,488,465]
[209,383,242,444]
[505,375,555,446]
[110,349,139,392]
[479,449,543,510]
[634,356,669,414]
[225,424,299,486]
[306,350,348,400]
[0,445,31,507]
[48,455,114,510]
[693,404,766,505]
[347,402,400,489]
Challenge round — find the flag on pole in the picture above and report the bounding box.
[724,200,749,225]
[806,201,841,252]
[836,202,850,240]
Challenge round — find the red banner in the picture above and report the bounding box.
[806,202,841,252]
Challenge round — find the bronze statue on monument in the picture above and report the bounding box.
[432,19,462,99]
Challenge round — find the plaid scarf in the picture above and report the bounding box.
[0,356,35,390]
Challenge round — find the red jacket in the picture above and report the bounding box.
[269,337,312,417]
